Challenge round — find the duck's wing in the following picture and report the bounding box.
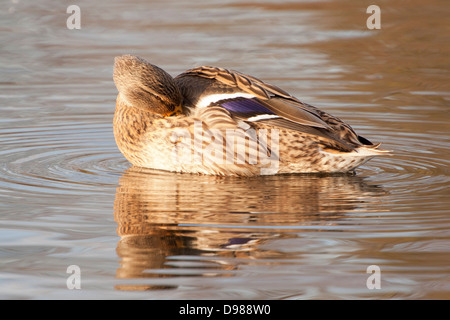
[176,66,331,128]
[175,66,373,152]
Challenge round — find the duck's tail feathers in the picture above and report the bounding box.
[356,143,392,156]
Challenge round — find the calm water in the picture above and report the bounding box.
[1,0,449,299]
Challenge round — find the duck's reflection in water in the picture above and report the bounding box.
[113,167,385,291]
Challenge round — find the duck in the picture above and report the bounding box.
[113,54,389,176]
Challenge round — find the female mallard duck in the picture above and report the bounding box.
[113,54,389,176]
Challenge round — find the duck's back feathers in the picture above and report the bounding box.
[175,66,379,153]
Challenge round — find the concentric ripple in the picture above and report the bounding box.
[330,105,450,198]
[0,115,128,199]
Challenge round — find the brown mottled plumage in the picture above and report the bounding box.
[113,55,389,176]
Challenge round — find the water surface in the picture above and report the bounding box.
[0,0,449,299]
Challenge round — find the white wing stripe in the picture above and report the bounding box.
[196,93,256,108]
[247,114,281,122]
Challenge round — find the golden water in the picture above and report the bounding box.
[0,0,449,299]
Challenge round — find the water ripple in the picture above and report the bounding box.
[0,120,127,198]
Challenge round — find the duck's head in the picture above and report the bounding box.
[113,55,183,116]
